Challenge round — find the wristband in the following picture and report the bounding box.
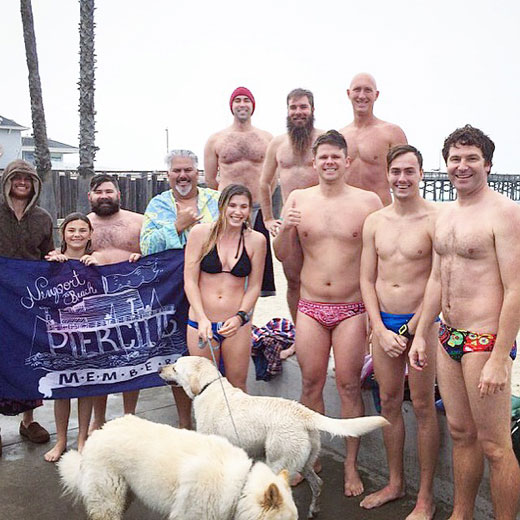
[236,310,249,325]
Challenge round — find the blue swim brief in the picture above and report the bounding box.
[380,312,440,334]
[380,312,414,334]
[187,319,225,345]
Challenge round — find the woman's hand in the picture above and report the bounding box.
[128,253,141,263]
[218,315,243,338]
[80,254,98,266]
[45,252,68,262]
[197,317,213,344]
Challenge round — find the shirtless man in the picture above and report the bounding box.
[360,145,439,519]
[204,87,275,295]
[86,174,143,431]
[340,73,407,206]
[410,125,520,520]
[274,130,382,496]
[260,88,324,320]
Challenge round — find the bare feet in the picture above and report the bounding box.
[344,466,364,497]
[280,345,296,360]
[360,484,406,509]
[44,442,66,462]
[405,501,436,520]
[290,459,322,486]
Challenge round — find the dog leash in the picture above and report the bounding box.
[203,338,242,445]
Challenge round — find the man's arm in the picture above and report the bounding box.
[40,215,55,258]
[260,137,282,235]
[140,194,184,255]
[204,134,219,190]
[273,192,301,262]
[360,213,407,357]
[409,250,442,370]
[479,203,520,396]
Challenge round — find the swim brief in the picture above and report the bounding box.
[297,299,366,329]
[187,319,225,346]
[380,311,415,334]
[380,312,440,334]
[439,320,517,362]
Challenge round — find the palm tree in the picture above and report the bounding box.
[19,0,55,217]
[77,0,98,212]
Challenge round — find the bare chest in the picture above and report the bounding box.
[343,127,390,167]
[277,141,314,170]
[298,201,363,246]
[375,223,432,261]
[216,133,267,165]
[435,214,493,260]
[91,220,141,254]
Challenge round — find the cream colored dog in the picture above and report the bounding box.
[159,356,388,518]
[58,414,297,520]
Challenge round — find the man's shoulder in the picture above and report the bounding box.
[489,189,520,219]
[250,126,273,141]
[270,133,287,147]
[31,205,53,222]
[339,122,354,134]
[119,208,144,223]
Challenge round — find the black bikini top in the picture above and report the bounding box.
[200,227,252,278]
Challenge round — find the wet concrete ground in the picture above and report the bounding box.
[0,385,453,520]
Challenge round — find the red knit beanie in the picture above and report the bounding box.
[229,87,255,115]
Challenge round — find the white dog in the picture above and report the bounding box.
[159,356,388,518]
[58,414,297,520]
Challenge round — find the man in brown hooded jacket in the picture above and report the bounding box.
[0,159,54,455]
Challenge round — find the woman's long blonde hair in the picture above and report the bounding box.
[200,184,253,260]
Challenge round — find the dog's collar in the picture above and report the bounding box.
[196,377,220,397]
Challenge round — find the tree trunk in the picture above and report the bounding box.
[20,0,56,220]
[77,0,97,213]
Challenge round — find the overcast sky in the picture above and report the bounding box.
[1,0,519,173]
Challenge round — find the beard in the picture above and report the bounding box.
[287,113,315,156]
[174,183,194,197]
[91,199,120,216]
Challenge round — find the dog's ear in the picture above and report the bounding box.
[278,469,290,487]
[262,483,283,510]
[188,372,202,395]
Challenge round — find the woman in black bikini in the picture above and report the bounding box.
[184,184,266,390]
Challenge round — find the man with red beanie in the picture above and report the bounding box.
[204,86,276,296]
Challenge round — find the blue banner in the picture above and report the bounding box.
[0,250,188,400]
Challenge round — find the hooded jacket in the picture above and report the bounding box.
[0,159,54,260]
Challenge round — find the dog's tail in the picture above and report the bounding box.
[57,450,83,499]
[310,414,388,438]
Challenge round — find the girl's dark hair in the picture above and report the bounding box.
[60,212,94,254]
[200,184,252,260]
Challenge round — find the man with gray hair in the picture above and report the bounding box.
[141,149,220,429]
[141,150,220,254]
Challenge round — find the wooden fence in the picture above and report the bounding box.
[2,169,520,219]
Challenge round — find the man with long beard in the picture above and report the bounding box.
[86,174,143,432]
[260,88,324,324]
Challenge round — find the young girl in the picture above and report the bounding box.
[184,184,266,390]
[43,212,98,461]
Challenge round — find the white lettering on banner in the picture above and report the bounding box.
[20,270,96,309]
[37,355,178,397]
